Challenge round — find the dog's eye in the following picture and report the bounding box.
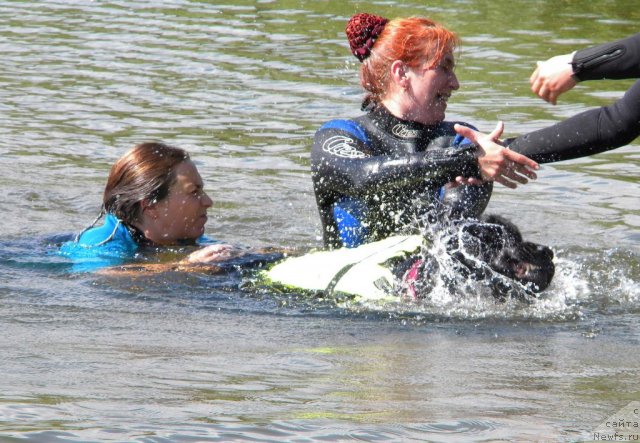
[537,245,554,260]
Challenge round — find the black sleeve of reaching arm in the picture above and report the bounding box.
[507,79,640,163]
[572,33,640,81]
[311,126,481,195]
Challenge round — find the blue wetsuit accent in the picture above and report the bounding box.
[332,197,369,248]
[58,213,139,271]
[320,120,372,147]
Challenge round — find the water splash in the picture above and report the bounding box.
[340,219,640,323]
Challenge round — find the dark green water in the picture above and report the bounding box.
[0,1,639,441]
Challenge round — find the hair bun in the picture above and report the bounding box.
[346,13,388,62]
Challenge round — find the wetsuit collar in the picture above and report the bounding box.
[369,105,441,140]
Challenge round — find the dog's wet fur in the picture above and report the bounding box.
[396,214,555,301]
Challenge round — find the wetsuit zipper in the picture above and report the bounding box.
[574,48,624,74]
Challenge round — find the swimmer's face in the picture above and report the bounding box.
[146,160,213,244]
[403,52,460,125]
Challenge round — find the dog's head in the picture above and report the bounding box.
[488,241,555,292]
[398,215,555,300]
[454,215,555,293]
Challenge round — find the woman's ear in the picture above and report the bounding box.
[390,60,409,89]
[140,199,159,220]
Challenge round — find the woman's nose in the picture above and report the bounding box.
[201,191,213,207]
[450,72,460,90]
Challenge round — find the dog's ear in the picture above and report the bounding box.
[460,215,521,262]
[480,214,523,243]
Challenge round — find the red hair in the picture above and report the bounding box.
[346,14,459,106]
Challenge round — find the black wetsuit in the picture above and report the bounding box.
[311,105,490,248]
[508,32,640,162]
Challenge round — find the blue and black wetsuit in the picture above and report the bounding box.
[58,213,214,272]
[508,32,640,162]
[311,105,490,249]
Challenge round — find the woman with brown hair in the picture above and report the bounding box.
[59,142,237,270]
[311,13,539,249]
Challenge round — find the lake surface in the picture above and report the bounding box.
[1,0,639,441]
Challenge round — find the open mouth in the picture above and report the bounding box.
[436,93,451,103]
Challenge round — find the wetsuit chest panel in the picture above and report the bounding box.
[311,107,487,248]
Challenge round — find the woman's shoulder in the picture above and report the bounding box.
[58,214,139,271]
[313,116,373,151]
[317,117,368,136]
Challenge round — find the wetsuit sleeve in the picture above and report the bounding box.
[572,33,640,81]
[507,78,640,163]
[311,125,481,194]
[507,33,640,163]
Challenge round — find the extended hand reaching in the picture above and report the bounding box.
[530,52,577,105]
[182,243,242,264]
[454,122,539,189]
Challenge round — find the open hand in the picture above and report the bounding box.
[454,122,539,189]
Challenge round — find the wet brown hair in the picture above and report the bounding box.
[103,142,190,225]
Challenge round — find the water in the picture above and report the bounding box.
[1,0,639,441]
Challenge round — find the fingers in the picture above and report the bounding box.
[529,65,540,85]
[477,150,538,188]
[487,167,535,188]
[533,78,553,104]
[492,165,534,189]
[488,121,504,141]
[529,53,577,104]
[530,61,554,104]
[455,122,540,188]
[504,148,539,171]
[494,175,518,189]
[455,122,505,146]
[185,244,238,264]
[453,123,477,143]
[497,152,539,186]
[503,166,534,184]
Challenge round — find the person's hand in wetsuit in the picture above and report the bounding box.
[530,53,577,105]
[507,33,640,163]
[453,122,539,189]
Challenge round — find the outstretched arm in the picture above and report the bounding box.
[508,80,640,163]
[312,123,538,195]
[97,245,291,276]
[530,32,640,104]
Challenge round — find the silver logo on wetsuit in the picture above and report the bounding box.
[392,124,419,139]
[322,135,368,158]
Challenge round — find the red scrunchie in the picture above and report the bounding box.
[345,13,388,62]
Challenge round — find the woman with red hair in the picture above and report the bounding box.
[311,13,538,249]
